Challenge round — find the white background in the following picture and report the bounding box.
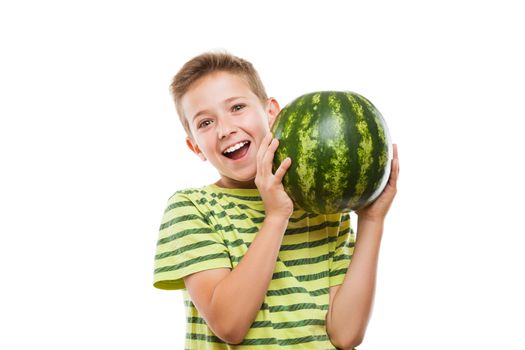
[1,0,524,349]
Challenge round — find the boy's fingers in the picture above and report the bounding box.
[257,133,271,159]
[393,143,399,177]
[393,143,398,160]
[274,157,291,182]
[394,144,399,175]
[257,133,273,174]
[389,156,399,189]
[262,138,279,173]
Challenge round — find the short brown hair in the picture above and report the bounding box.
[170,51,268,138]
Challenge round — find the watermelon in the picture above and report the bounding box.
[271,91,392,214]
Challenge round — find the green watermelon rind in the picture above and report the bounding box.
[271,91,392,214]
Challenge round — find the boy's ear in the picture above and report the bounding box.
[267,97,281,128]
[186,137,207,161]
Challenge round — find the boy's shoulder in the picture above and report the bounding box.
[167,184,262,201]
[166,183,240,205]
[167,184,214,202]
[167,186,203,198]
[165,184,264,217]
[161,185,216,218]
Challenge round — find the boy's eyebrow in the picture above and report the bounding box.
[224,96,246,104]
[192,96,247,121]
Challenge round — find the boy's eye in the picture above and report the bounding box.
[231,104,246,112]
[198,119,213,129]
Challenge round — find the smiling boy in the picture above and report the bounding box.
[153,52,399,349]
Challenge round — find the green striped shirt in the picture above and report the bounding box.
[154,184,355,349]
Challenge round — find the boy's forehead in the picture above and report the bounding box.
[182,71,257,119]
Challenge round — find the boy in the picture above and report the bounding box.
[153,52,399,349]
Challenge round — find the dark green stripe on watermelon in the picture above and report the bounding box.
[338,93,361,210]
[353,93,391,207]
[274,92,318,212]
[272,91,391,213]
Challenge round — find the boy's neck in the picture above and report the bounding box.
[215,178,257,189]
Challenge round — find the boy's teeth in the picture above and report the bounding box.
[224,141,248,154]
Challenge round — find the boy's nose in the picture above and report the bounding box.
[217,120,236,139]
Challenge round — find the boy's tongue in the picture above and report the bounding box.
[225,142,250,160]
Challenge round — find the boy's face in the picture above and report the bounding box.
[182,71,280,188]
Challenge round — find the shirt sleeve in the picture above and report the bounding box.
[329,212,355,287]
[153,191,232,290]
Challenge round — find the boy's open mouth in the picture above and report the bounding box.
[223,141,250,160]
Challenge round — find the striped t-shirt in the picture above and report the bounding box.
[153,184,355,349]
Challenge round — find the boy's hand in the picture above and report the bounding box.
[355,144,399,222]
[255,133,294,220]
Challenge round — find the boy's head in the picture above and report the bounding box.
[170,52,269,139]
[170,51,281,188]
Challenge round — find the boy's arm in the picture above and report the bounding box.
[326,144,399,349]
[326,219,384,349]
[184,215,288,344]
[184,134,293,344]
